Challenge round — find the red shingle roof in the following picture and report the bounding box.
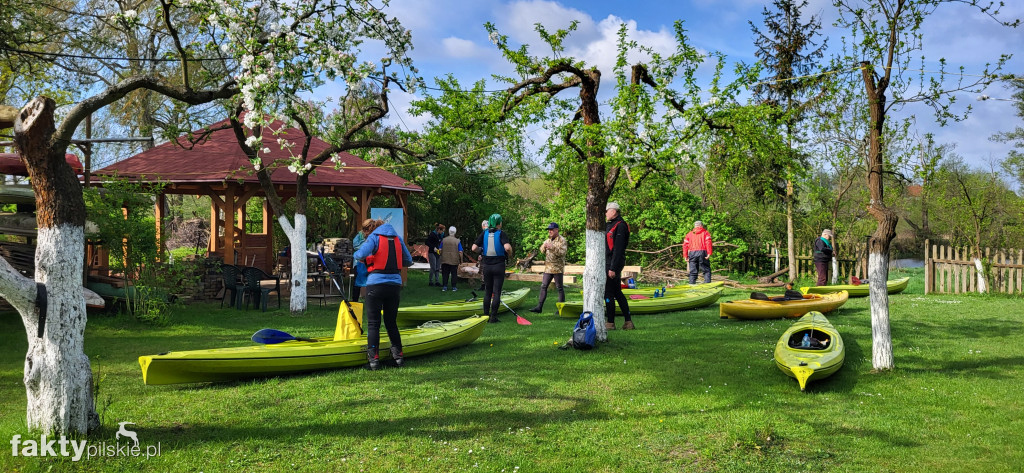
[93,119,421,192]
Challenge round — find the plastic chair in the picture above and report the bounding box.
[242,266,282,311]
[220,265,244,309]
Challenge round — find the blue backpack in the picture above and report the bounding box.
[570,311,597,350]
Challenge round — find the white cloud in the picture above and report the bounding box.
[442,36,488,58]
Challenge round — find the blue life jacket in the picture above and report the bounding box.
[482,230,505,257]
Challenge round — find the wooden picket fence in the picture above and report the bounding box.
[732,242,867,281]
[924,239,1024,295]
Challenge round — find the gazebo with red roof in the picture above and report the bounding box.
[92,119,422,274]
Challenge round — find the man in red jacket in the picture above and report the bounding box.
[683,220,713,284]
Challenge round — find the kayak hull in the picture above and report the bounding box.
[139,316,488,385]
[556,288,723,317]
[800,277,909,297]
[720,291,848,320]
[773,312,845,391]
[396,288,530,324]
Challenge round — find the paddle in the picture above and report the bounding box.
[251,328,317,344]
[497,298,531,325]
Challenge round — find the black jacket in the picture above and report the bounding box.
[605,216,630,274]
[425,230,442,251]
[812,237,834,262]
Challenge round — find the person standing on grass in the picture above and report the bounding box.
[529,222,566,313]
[476,219,488,291]
[425,223,444,287]
[604,202,633,331]
[473,213,512,323]
[439,226,463,292]
[683,220,713,284]
[350,219,374,302]
[354,218,414,370]
[813,229,835,286]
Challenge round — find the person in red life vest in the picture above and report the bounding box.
[683,220,713,284]
[353,218,414,370]
[472,213,513,323]
[604,202,633,330]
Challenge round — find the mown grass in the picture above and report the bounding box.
[2,268,1022,472]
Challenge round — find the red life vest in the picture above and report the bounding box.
[606,221,623,250]
[367,235,403,274]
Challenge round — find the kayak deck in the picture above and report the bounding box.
[720,291,848,320]
[139,316,488,385]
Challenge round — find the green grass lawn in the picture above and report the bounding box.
[2,268,1022,472]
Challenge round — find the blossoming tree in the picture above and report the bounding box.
[1,0,414,433]
[415,22,781,341]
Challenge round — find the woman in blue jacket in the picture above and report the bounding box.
[353,219,414,370]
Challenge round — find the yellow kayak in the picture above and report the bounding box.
[139,316,488,385]
[720,291,848,320]
[557,288,723,317]
[800,277,909,297]
[774,312,845,391]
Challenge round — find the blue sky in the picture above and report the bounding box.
[367,0,1024,170]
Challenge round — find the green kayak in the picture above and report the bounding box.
[618,281,724,296]
[140,316,488,385]
[397,287,530,324]
[556,287,723,318]
[774,312,845,391]
[800,276,909,297]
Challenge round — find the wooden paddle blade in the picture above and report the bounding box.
[251,328,297,344]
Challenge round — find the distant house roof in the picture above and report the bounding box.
[93,118,421,193]
[0,153,83,176]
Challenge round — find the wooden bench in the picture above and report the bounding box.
[529,264,642,278]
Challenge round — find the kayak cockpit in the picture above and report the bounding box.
[787,329,832,350]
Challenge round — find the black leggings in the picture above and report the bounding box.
[604,273,631,323]
[364,283,403,352]
[537,272,565,308]
[441,263,459,288]
[481,263,506,316]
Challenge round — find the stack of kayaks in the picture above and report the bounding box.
[720,291,848,320]
[139,316,488,385]
[622,281,724,296]
[774,312,845,391]
[396,287,530,324]
[556,287,723,317]
[800,277,909,297]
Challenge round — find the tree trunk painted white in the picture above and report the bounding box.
[17,226,98,433]
[831,257,838,285]
[973,258,987,293]
[868,252,894,370]
[280,214,309,313]
[583,229,608,342]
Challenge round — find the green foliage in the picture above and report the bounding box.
[84,175,181,321]
[410,161,539,252]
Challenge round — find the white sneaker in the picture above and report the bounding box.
[442,287,447,292]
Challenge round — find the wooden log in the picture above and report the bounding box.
[757,267,790,284]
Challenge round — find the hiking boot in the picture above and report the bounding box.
[488,316,501,323]
[623,320,635,331]
[528,306,542,313]
[367,349,380,371]
[389,346,404,368]
[605,322,616,331]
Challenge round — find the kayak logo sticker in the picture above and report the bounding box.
[10,421,161,461]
